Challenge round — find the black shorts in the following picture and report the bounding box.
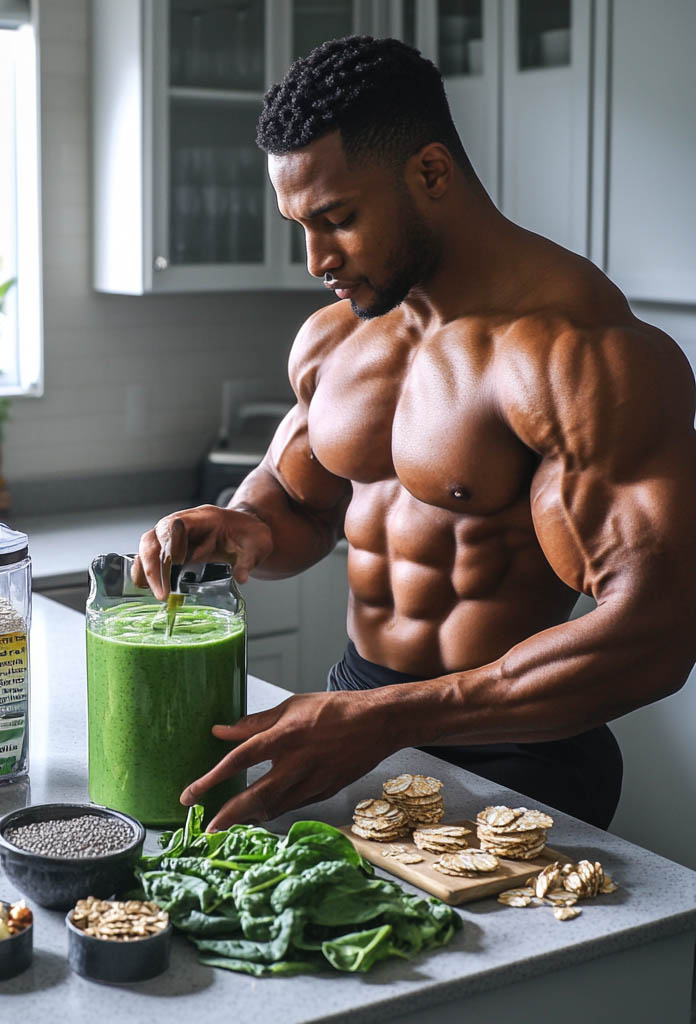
[327,640,623,830]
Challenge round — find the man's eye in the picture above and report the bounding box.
[330,213,354,229]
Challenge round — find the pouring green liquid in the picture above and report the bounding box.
[86,602,246,826]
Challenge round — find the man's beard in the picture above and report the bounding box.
[351,198,440,320]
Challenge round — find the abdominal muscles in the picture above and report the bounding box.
[344,480,577,677]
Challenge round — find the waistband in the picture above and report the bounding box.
[327,640,427,691]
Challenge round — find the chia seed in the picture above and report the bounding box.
[4,815,134,858]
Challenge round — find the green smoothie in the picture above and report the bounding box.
[86,602,246,826]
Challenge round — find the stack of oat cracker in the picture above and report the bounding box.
[351,798,408,841]
[382,773,444,825]
[476,805,553,860]
[432,849,500,877]
[412,825,471,854]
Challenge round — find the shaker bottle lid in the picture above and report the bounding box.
[0,524,29,565]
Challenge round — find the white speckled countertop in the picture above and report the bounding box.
[0,596,695,1023]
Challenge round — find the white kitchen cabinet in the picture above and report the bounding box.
[248,631,299,691]
[605,0,696,303]
[92,0,374,294]
[399,1,593,252]
[500,0,592,255]
[243,547,349,694]
[413,0,501,202]
[241,573,300,637]
[298,544,349,692]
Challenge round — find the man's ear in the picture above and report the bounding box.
[408,143,453,199]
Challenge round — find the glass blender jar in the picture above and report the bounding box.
[86,553,246,826]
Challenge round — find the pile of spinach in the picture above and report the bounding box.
[136,805,461,976]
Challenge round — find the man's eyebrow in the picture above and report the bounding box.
[280,198,352,222]
[306,198,350,219]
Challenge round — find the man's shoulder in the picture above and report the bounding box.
[493,299,694,457]
[288,300,360,402]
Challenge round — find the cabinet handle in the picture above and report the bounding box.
[153,256,169,271]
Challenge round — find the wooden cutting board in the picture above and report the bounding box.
[340,819,565,906]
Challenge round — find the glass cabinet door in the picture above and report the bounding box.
[170,0,265,91]
[292,0,354,61]
[437,0,484,78]
[289,0,356,268]
[166,0,266,270]
[518,0,571,70]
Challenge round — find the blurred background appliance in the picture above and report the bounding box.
[198,384,291,505]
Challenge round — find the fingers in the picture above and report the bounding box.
[210,708,284,742]
[132,508,208,599]
[132,505,268,598]
[206,772,290,831]
[180,732,271,807]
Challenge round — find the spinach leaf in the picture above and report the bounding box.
[198,955,322,977]
[136,805,462,977]
[194,907,297,963]
[322,924,398,973]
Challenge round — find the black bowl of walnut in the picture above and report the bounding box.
[0,899,33,980]
[66,897,171,983]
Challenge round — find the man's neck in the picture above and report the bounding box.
[405,189,542,324]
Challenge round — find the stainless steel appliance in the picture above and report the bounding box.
[198,396,291,505]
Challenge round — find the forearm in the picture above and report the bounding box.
[378,599,695,749]
[230,463,346,579]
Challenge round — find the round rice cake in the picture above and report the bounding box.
[512,809,554,832]
[383,773,443,798]
[382,774,415,795]
[409,813,445,826]
[476,805,553,834]
[482,844,546,861]
[478,831,544,844]
[437,850,499,873]
[416,825,471,837]
[354,798,395,818]
[413,829,469,853]
[354,817,408,834]
[476,805,522,829]
[351,823,408,842]
[354,805,404,822]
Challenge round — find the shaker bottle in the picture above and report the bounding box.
[0,524,31,783]
[86,553,246,826]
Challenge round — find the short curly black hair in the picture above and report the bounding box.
[256,35,474,176]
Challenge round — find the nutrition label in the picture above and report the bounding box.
[0,631,28,776]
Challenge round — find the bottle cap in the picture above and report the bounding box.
[0,524,29,566]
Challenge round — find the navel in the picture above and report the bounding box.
[449,484,471,501]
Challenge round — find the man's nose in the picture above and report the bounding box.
[305,233,343,279]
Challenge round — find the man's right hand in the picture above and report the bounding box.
[132,504,274,599]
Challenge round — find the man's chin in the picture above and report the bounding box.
[350,292,405,320]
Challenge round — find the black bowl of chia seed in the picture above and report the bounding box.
[0,803,145,911]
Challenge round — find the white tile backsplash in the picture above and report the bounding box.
[5,0,324,495]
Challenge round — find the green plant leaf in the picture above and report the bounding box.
[0,278,16,309]
[321,924,396,972]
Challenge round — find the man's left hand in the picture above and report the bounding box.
[181,690,400,831]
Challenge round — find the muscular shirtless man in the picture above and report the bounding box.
[134,37,696,832]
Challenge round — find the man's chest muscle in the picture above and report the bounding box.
[307,331,536,515]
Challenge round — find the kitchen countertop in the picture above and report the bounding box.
[1,596,695,1023]
[16,503,192,585]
